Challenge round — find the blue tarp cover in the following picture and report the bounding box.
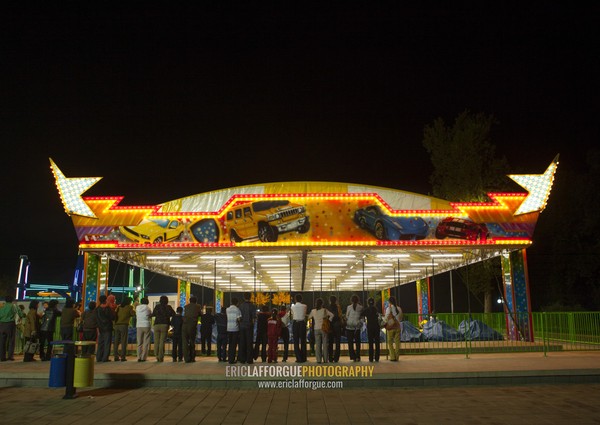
[458,318,503,341]
[421,318,463,341]
[400,320,425,342]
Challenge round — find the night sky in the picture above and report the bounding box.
[1,4,597,295]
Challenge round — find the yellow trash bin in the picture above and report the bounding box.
[73,355,94,388]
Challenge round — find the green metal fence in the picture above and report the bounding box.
[14,313,600,358]
[399,312,600,356]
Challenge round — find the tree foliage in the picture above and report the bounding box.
[543,149,600,310]
[423,110,510,201]
[422,110,510,312]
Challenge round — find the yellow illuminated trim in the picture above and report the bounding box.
[50,158,102,218]
[52,157,558,251]
[79,238,532,250]
[509,156,559,215]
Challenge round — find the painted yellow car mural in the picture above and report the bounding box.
[119,219,184,244]
[226,200,310,242]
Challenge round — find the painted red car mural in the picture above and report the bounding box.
[435,217,489,241]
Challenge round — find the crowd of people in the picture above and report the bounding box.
[0,292,404,364]
[222,292,404,364]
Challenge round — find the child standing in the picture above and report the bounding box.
[267,309,282,363]
[171,306,184,362]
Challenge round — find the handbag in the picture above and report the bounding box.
[385,307,401,331]
[377,313,387,329]
[385,317,399,331]
[24,339,39,355]
[321,311,331,334]
[337,304,346,328]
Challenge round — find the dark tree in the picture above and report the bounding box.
[540,149,600,310]
[423,110,509,201]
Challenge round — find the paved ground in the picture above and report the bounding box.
[2,351,600,423]
[1,384,599,424]
[2,350,600,388]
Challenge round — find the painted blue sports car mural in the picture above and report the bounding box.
[353,205,429,241]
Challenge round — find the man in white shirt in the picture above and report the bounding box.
[290,294,307,363]
[226,298,242,364]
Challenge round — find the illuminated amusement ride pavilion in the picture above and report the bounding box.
[19,156,559,344]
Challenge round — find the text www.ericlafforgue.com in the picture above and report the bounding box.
[257,379,344,390]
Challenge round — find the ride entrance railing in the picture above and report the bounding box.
[22,312,599,359]
[399,312,600,356]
